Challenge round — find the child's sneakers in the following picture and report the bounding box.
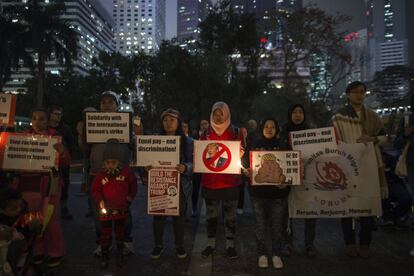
[258,255,269,268]
[93,245,103,257]
[176,247,187,259]
[47,256,64,268]
[272,256,284,269]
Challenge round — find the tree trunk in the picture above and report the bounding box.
[36,50,45,108]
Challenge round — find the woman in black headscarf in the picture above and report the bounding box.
[279,104,318,258]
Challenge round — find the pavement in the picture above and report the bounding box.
[53,172,414,276]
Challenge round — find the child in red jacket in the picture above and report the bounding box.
[91,139,137,268]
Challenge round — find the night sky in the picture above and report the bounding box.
[101,0,366,39]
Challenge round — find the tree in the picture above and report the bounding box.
[264,6,352,93]
[369,65,414,108]
[4,0,78,107]
[0,15,32,91]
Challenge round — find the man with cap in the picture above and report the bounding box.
[92,139,137,268]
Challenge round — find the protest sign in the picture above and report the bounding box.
[0,93,17,127]
[0,132,59,172]
[289,127,381,218]
[135,135,180,167]
[148,168,180,216]
[250,151,302,186]
[85,112,131,143]
[193,140,241,174]
[289,127,338,148]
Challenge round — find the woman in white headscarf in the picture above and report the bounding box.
[199,102,244,260]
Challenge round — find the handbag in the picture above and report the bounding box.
[395,115,410,177]
[395,142,410,177]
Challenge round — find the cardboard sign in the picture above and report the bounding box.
[250,151,302,186]
[289,127,338,148]
[193,140,241,174]
[289,137,382,218]
[85,112,131,143]
[0,132,59,172]
[136,135,180,167]
[0,93,17,127]
[148,168,180,216]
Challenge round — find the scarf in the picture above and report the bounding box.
[210,101,231,136]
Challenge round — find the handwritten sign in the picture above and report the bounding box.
[85,112,131,143]
[148,168,180,216]
[0,132,59,172]
[0,93,17,127]
[136,135,180,167]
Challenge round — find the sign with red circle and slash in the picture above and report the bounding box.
[193,140,241,174]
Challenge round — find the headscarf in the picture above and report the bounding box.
[210,101,231,136]
[283,104,308,133]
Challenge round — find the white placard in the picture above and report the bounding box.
[193,140,241,174]
[289,127,338,148]
[0,132,59,172]
[0,93,16,127]
[136,135,180,167]
[85,112,131,143]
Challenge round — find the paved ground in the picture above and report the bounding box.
[53,172,414,276]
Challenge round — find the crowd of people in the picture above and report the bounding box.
[0,81,413,274]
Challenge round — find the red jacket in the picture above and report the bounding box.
[92,166,137,211]
[201,126,244,190]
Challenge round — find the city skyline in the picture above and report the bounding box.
[101,0,366,40]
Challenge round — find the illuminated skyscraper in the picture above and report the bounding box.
[112,0,166,55]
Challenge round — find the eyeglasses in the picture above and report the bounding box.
[349,91,366,95]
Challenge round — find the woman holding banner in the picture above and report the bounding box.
[243,118,289,269]
[280,104,318,258]
[149,108,193,260]
[200,102,244,260]
[11,108,69,268]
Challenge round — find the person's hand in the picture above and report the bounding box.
[176,164,186,173]
[404,126,413,137]
[242,168,250,177]
[53,143,65,155]
[145,165,153,172]
[12,229,24,241]
[133,123,143,135]
[356,135,376,145]
[381,185,389,199]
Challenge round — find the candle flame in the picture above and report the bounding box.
[101,208,107,214]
